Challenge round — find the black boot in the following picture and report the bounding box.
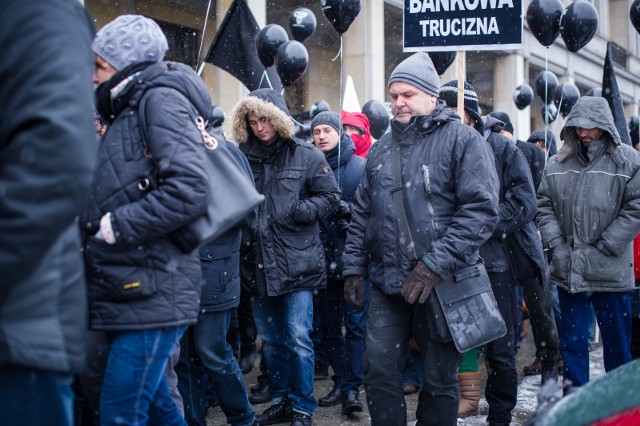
[256,398,292,425]
[249,375,272,404]
[341,391,363,413]
[318,383,342,407]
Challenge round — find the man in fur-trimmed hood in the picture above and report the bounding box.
[231,89,341,426]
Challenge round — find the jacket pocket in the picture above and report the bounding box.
[281,233,322,284]
[273,169,303,219]
[550,242,571,283]
[85,236,157,302]
[199,244,234,300]
[575,244,624,283]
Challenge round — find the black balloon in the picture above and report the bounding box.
[321,0,362,34]
[632,0,640,35]
[310,100,330,117]
[362,100,390,140]
[210,105,225,128]
[560,1,598,53]
[512,84,534,110]
[535,70,559,103]
[256,24,289,68]
[428,51,456,75]
[289,7,317,43]
[541,103,558,124]
[553,83,580,118]
[275,41,309,88]
[526,0,564,47]
[586,87,602,97]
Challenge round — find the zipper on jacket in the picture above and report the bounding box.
[421,164,440,235]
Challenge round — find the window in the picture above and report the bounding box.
[155,20,199,67]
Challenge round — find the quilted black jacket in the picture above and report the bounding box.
[83,62,211,331]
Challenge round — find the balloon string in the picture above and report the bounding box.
[336,34,343,188]
[332,36,343,62]
[544,49,550,168]
[259,69,274,90]
[195,0,213,72]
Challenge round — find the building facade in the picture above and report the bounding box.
[86,0,640,141]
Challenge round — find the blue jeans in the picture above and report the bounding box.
[252,290,316,416]
[100,327,187,426]
[316,278,370,394]
[0,367,74,426]
[558,288,631,387]
[176,310,255,426]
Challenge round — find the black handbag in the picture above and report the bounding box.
[138,92,264,253]
[390,145,506,352]
[433,263,507,352]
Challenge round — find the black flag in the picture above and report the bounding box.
[204,0,281,91]
[602,42,631,146]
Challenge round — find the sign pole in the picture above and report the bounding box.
[456,50,466,123]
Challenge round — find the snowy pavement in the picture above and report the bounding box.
[457,345,604,426]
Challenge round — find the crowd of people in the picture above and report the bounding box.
[2,6,640,426]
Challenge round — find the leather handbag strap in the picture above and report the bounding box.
[391,145,418,261]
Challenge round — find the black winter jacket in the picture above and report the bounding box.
[342,101,500,294]
[482,117,549,284]
[83,62,212,331]
[199,130,256,312]
[232,89,341,296]
[0,0,96,373]
[319,135,366,279]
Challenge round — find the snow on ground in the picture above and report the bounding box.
[457,346,604,426]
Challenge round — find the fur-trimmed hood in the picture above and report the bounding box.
[231,88,295,144]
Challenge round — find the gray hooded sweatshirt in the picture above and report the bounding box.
[536,96,640,293]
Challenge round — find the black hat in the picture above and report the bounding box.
[488,111,514,134]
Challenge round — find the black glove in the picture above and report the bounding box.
[344,275,366,311]
[401,261,441,304]
[335,200,352,221]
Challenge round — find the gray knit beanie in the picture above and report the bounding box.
[92,15,168,71]
[311,111,341,134]
[388,53,440,97]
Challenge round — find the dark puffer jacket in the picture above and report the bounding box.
[482,116,549,285]
[342,101,500,294]
[83,61,212,331]
[0,0,96,373]
[232,89,341,296]
[319,134,366,279]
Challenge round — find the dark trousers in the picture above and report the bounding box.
[316,278,370,394]
[523,277,560,367]
[484,270,518,426]
[364,286,462,426]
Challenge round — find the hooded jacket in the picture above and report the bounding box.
[536,96,640,293]
[342,101,500,294]
[232,89,341,296]
[0,0,96,373]
[83,61,212,330]
[342,111,372,158]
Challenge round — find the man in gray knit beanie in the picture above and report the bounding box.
[92,15,168,72]
[343,43,500,426]
[388,52,440,97]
